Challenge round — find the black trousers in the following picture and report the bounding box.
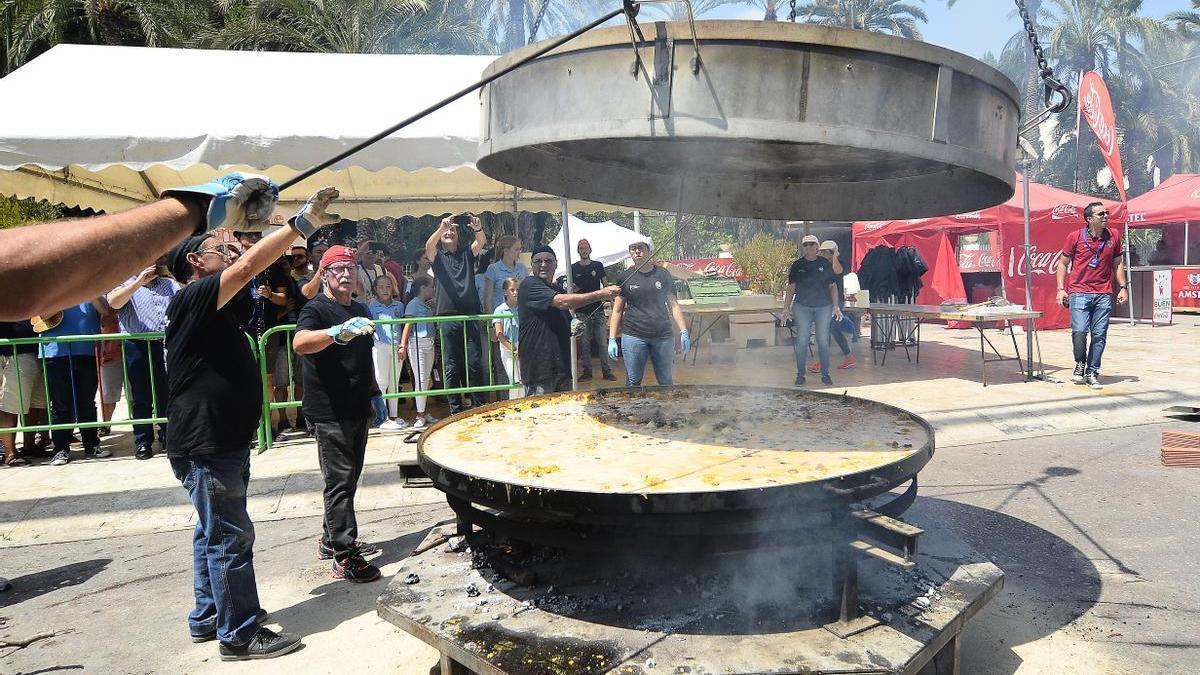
[45,355,99,452]
[438,320,485,413]
[124,338,168,449]
[312,416,369,560]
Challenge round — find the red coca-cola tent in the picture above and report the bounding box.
[853,174,1125,328]
[1125,174,1200,225]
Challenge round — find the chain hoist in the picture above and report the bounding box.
[1013,0,1071,114]
[529,0,552,44]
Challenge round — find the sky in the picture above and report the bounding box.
[700,0,1187,60]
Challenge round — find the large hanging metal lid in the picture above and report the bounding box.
[476,20,1019,220]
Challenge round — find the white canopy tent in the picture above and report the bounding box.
[549,215,652,268]
[0,44,617,218]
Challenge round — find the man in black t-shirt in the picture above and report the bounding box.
[293,245,383,583]
[424,214,487,414]
[570,239,616,382]
[782,235,843,387]
[520,246,620,394]
[608,241,690,387]
[164,188,342,660]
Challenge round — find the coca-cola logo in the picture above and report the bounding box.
[1006,244,1060,278]
[864,222,887,231]
[1189,273,1200,285]
[1082,81,1116,157]
[1051,204,1079,220]
[954,211,983,220]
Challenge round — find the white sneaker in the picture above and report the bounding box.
[1085,372,1102,389]
[424,415,439,425]
[379,419,408,431]
[412,417,428,430]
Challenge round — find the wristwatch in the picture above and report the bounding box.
[470,225,483,233]
[1118,284,1128,290]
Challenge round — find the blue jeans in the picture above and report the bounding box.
[621,335,674,386]
[1069,292,1113,373]
[170,449,263,646]
[125,338,168,449]
[792,303,833,377]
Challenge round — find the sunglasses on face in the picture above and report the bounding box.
[199,244,242,258]
[1093,211,1109,217]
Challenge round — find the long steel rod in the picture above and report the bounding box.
[277,6,627,191]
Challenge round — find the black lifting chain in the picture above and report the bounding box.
[1013,0,1071,113]
[529,0,552,44]
[788,0,797,22]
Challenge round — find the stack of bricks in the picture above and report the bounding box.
[1162,431,1200,468]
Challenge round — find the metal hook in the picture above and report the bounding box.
[623,0,703,75]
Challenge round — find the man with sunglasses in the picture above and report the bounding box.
[161,187,338,661]
[292,245,383,583]
[518,246,620,394]
[1056,202,1128,389]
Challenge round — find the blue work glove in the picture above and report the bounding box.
[327,317,375,345]
[679,329,691,355]
[162,172,279,233]
[607,337,619,361]
[370,394,388,427]
[289,186,340,240]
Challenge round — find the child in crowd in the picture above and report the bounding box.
[367,275,408,430]
[491,278,522,399]
[400,277,438,430]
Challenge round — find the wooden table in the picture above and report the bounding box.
[860,303,1043,386]
[679,302,869,364]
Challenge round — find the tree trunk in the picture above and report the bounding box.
[764,2,778,21]
[506,0,527,51]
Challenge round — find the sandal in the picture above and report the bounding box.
[4,455,28,467]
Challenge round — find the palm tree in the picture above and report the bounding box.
[205,0,488,54]
[794,0,929,39]
[1,0,206,74]
[642,0,738,21]
[747,0,784,21]
[466,0,609,52]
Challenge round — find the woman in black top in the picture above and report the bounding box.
[607,241,690,387]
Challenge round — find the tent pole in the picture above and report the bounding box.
[1022,164,1034,379]
[562,197,578,392]
[1185,221,1190,266]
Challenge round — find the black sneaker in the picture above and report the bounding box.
[218,627,302,661]
[192,610,271,643]
[578,372,593,382]
[49,449,71,466]
[602,372,617,381]
[1085,372,1102,389]
[331,555,381,583]
[84,446,112,459]
[821,375,833,386]
[794,375,806,387]
[1071,362,1086,384]
[135,445,154,460]
[317,538,382,561]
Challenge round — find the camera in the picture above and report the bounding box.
[454,213,474,227]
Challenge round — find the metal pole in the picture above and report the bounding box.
[1022,165,1034,379]
[633,210,641,234]
[1185,221,1190,266]
[562,197,578,391]
[1125,219,1134,325]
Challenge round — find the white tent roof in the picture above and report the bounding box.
[549,215,653,268]
[0,44,617,218]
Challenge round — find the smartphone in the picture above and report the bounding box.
[455,213,473,227]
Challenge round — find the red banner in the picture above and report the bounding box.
[957,232,1000,272]
[670,257,747,281]
[1175,267,1200,310]
[1080,71,1127,202]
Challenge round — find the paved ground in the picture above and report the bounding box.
[2,318,1199,673]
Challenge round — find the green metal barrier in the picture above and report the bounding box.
[0,312,518,454]
[257,313,520,450]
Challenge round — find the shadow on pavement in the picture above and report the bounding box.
[917,494,1103,675]
[267,527,432,638]
[0,559,112,608]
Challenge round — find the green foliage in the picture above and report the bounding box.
[0,195,62,229]
[795,0,929,39]
[732,233,795,297]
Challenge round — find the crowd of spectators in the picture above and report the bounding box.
[0,215,691,466]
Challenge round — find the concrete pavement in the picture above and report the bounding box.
[2,317,1198,673]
